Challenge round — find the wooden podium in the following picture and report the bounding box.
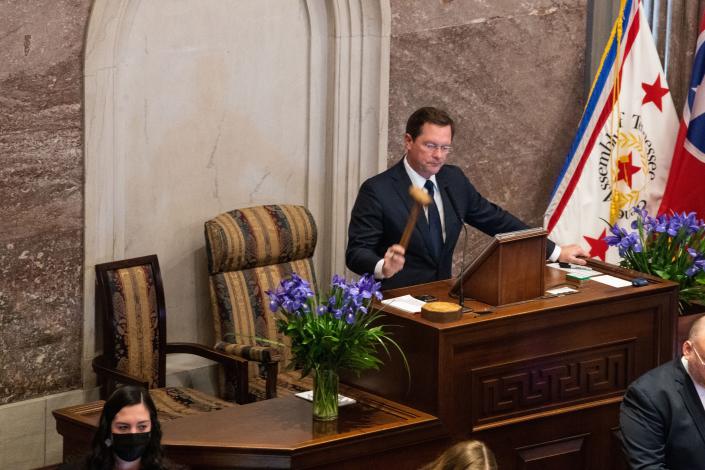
[342,260,678,470]
[450,228,547,305]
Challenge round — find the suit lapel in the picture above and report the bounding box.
[390,160,437,265]
[390,161,413,214]
[675,359,705,446]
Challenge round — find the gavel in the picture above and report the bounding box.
[399,186,432,248]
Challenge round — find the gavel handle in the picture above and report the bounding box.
[399,204,420,249]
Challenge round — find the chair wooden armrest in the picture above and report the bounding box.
[213,340,283,363]
[165,342,248,366]
[214,341,280,400]
[92,355,149,398]
[166,342,250,404]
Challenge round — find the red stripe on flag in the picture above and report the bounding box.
[547,8,641,232]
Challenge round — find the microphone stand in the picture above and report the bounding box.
[446,190,470,312]
[458,223,468,311]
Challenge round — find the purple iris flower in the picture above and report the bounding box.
[267,273,314,314]
[604,225,629,247]
[667,214,683,237]
[617,232,642,257]
[632,207,648,219]
[653,215,669,233]
[681,212,702,234]
[269,272,385,323]
[356,274,383,301]
[331,274,347,289]
[686,248,705,277]
[641,215,657,234]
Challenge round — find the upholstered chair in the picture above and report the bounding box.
[204,204,318,402]
[93,255,248,418]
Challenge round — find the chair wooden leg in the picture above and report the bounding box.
[95,375,105,400]
[232,361,250,405]
[99,377,114,400]
[265,362,278,399]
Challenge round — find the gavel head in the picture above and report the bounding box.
[409,186,432,206]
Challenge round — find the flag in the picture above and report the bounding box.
[544,0,678,263]
[658,11,705,217]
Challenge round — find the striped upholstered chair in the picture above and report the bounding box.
[93,254,248,418]
[204,204,318,402]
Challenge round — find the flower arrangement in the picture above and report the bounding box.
[605,208,705,313]
[267,273,407,420]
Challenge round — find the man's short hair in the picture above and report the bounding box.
[688,315,705,340]
[405,107,455,140]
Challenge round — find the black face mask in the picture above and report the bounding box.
[111,432,151,462]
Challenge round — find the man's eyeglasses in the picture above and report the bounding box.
[689,341,705,366]
[423,143,453,154]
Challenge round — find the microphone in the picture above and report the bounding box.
[446,189,469,311]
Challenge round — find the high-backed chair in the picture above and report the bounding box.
[93,254,249,418]
[204,204,318,401]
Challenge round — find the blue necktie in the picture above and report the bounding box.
[424,180,443,259]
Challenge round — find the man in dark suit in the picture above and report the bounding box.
[346,107,588,290]
[620,316,705,469]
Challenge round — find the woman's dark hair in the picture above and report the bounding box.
[405,107,455,140]
[88,385,164,470]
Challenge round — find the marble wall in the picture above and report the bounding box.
[388,0,588,261]
[1,0,389,415]
[0,0,587,406]
[0,0,588,408]
[0,0,91,405]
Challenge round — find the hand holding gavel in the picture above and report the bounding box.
[382,186,432,279]
[399,186,432,248]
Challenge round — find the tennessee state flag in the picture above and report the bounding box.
[659,11,705,216]
[544,0,678,263]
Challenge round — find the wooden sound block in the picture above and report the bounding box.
[421,301,462,323]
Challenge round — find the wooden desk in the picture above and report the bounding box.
[342,261,678,469]
[54,388,448,469]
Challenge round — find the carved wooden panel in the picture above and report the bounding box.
[470,340,635,426]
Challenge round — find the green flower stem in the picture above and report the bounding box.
[313,366,339,421]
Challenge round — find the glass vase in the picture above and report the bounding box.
[313,366,339,421]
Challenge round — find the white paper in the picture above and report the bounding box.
[546,286,579,295]
[381,294,426,313]
[590,275,633,288]
[295,390,356,407]
[547,262,602,278]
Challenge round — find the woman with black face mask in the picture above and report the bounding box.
[60,385,174,470]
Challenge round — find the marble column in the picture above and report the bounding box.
[0,0,91,405]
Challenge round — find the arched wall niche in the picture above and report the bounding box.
[82,0,389,386]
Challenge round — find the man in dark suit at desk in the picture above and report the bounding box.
[620,316,705,469]
[346,106,588,289]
